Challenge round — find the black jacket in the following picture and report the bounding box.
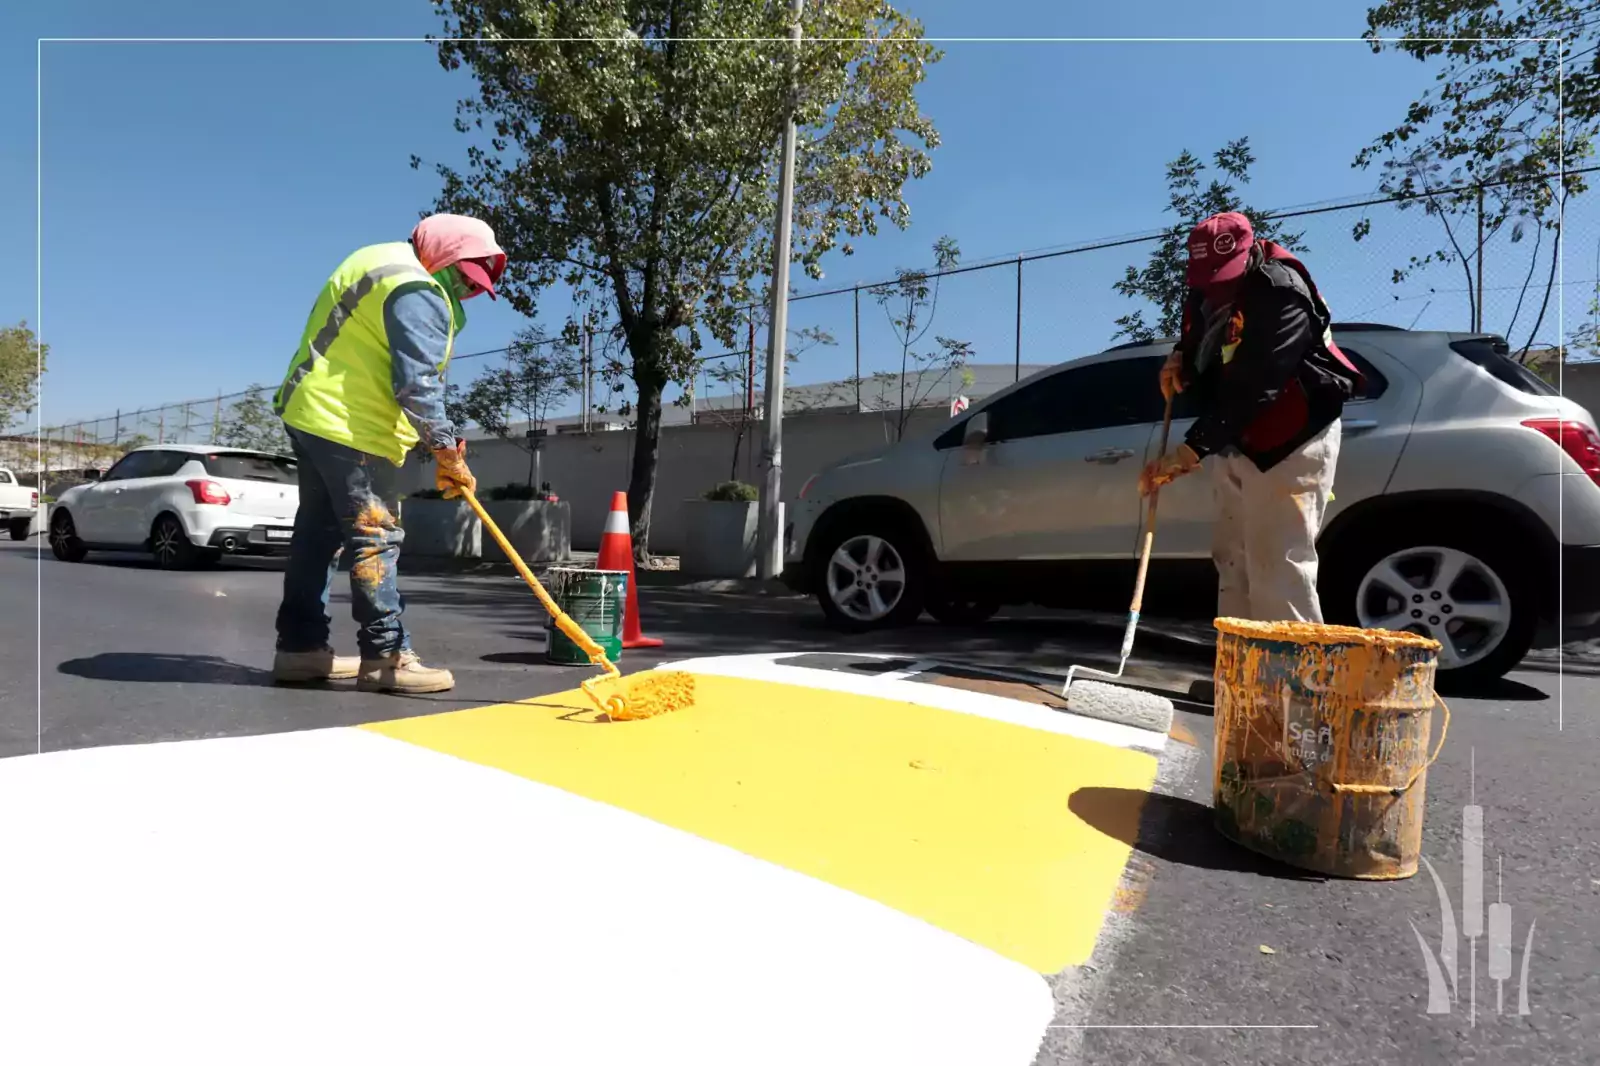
[1178,259,1356,471]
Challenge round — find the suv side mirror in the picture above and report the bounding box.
[962,411,989,449]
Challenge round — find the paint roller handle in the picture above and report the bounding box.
[1127,394,1175,618]
[1329,695,1452,796]
[460,489,622,680]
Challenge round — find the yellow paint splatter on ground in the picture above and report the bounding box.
[366,673,1160,973]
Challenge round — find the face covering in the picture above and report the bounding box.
[430,267,468,333]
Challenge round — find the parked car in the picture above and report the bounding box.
[782,327,1600,685]
[0,468,39,540]
[49,445,299,569]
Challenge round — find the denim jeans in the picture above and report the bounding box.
[275,426,410,660]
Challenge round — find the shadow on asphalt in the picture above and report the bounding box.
[59,652,275,687]
[1070,786,1326,882]
[1436,674,1550,701]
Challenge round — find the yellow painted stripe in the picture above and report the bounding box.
[366,673,1158,973]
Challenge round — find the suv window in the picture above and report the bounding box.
[1448,336,1558,397]
[1336,345,1388,401]
[984,359,1168,444]
[102,452,156,482]
[203,452,298,484]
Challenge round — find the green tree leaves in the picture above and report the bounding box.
[0,322,48,433]
[1113,138,1305,343]
[417,0,943,557]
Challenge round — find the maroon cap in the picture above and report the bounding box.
[455,257,501,301]
[1185,212,1254,288]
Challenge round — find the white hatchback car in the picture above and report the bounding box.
[50,444,299,569]
[783,327,1600,685]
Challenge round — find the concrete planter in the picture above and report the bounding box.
[399,498,481,558]
[482,499,572,565]
[680,499,780,579]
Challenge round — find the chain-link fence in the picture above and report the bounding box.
[18,169,1596,473]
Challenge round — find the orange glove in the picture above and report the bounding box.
[1159,348,1187,401]
[434,440,477,500]
[1139,444,1201,497]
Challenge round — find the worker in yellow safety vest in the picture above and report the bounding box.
[270,214,503,694]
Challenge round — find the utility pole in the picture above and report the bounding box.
[757,0,805,581]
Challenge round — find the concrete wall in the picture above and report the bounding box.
[401,407,953,555]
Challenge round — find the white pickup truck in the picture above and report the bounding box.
[0,469,39,541]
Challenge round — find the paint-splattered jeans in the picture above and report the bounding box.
[275,426,409,661]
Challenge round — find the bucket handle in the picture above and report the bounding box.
[1328,696,1451,797]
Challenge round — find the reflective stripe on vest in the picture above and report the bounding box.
[276,261,430,412]
[275,243,455,465]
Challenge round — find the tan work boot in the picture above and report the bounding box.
[273,647,361,684]
[356,650,455,694]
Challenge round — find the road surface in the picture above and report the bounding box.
[0,541,1594,1064]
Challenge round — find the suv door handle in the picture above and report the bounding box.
[1342,419,1378,431]
[1086,448,1135,463]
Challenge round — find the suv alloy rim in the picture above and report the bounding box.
[49,514,73,554]
[826,534,907,622]
[1354,545,1512,671]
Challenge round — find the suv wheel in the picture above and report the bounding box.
[816,526,927,632]
[1324,525,1536,686]
[151,514,198,570]
[49,510,87,563]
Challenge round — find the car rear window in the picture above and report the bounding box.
[1449,336,1559,397]
[203,453,299,484]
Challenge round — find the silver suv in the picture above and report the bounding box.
[782,327,1600,684]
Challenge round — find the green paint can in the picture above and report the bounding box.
[544,567,629,666]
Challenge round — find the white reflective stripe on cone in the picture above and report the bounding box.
[603,509,630,535]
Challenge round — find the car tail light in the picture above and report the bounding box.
[186,479,232,505]
[1523,419,1600,486]
[30,491,38,507]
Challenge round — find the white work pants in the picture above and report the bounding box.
[1209,420,1341,624]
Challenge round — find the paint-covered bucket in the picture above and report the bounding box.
[1212,619,1449,879]
[545,567,629,666]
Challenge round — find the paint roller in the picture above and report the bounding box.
[1058,393,1179,735]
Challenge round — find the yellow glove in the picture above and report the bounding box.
[434,440,477,500]
[1159,348,1187,401]
[1138,444,1200,497]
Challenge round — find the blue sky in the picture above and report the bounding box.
[5,0,1584,432]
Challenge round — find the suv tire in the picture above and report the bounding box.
[9,517,30,541]
[49,509,88,563]
[1322,519,1537,687]
[814,519,928,633]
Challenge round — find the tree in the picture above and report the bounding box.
[455,327,582,490]
[418,0,943,563]
[1113,138,1306,344]
[857,235,974,441]
[0,321,47,432]
[697,316,834,481]
[217,386,291,454]
[1356,2,1591,353]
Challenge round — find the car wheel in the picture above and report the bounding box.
[8,517,30,541]
[49,510,87,563]
[816,524,928,632]
[151,514,198,570]
[1323,525,1536,686]
[926,598,1000,627]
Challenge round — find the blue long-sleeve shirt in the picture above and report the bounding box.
[383,285,458,452]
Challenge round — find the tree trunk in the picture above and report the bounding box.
[627,355,668,569]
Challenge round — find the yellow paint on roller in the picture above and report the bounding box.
[366,672,1158,973]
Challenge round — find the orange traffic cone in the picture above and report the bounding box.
[597,491,664,649]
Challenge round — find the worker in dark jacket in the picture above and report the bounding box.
[1139,211,1363,624]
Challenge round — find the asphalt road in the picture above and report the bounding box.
[1,541,1595,1064]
